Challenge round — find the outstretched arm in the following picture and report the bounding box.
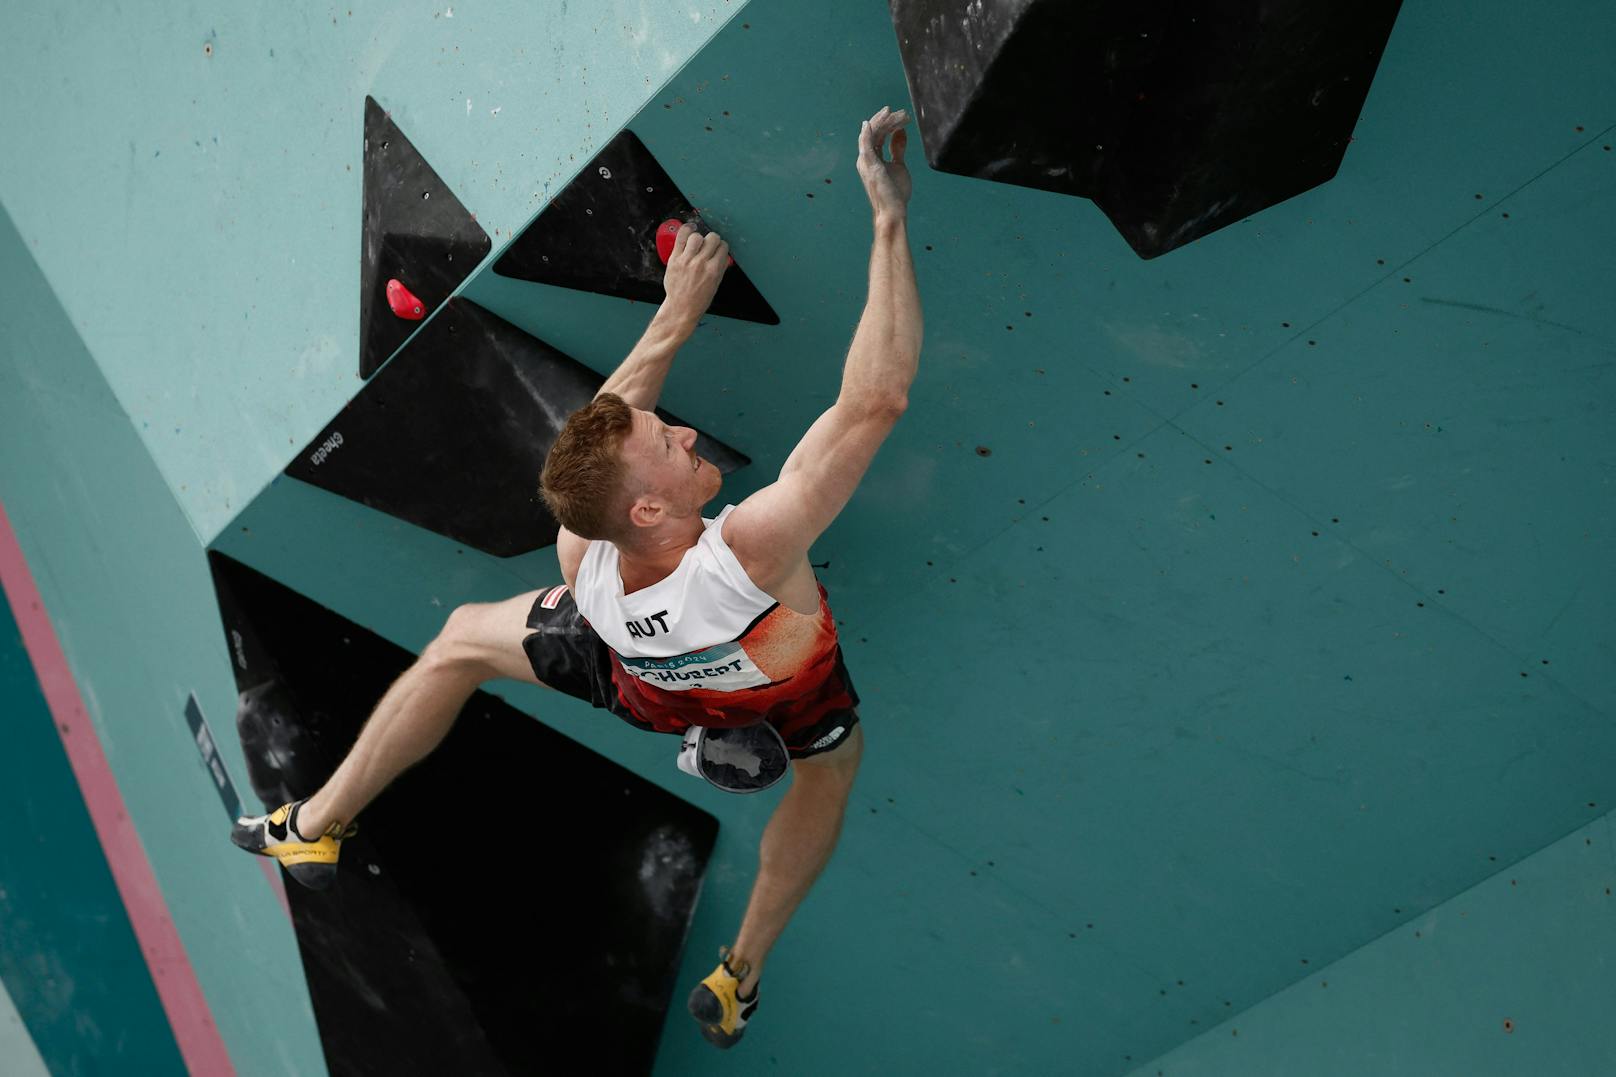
[556,223,729,585]
[595,222,730,409]
[726,106,921,591]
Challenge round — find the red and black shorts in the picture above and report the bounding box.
[521,586,859,760]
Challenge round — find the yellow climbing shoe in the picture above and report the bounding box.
[230,799,356,891]
[686,946,760,1049]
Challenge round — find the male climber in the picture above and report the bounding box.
[232,104,920,1049]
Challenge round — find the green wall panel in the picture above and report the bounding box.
[0,976,49,1077]
[1129,811,1616,1076]
[0,202,323,1076]
[0,596,182,1076]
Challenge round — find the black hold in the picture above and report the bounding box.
[184,694,243,822]
[360,96,491,379]
[286,298,749,557]
[494,130,779,325]
[206,551,716,1076]
[888,0,1404,258]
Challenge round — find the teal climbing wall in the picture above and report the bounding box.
[2,0,1614,1074]
[0,577,184,1074]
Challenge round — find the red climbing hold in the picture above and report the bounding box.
[655,219,684,265]
[655,218,735,267]
[386,278,425,320]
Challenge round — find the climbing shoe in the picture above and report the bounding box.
[687,946,760,1049]
[230,799,356,891]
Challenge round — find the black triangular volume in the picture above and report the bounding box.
[890,0,1402,257]
[205,550,717,1077]
[285,297,750,557]
[360,95,492,379]
[494,129,780,324]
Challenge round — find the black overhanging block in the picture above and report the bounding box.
[360,95,492,379]
[285,297,750,558]
[494,129,780,324]
[889,0,1403,257]
[207,551,718,1077]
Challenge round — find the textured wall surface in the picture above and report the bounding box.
[1129,811,1616,1076]
[1,0,1613,1074]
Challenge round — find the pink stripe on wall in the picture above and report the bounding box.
[0,498,236,1076]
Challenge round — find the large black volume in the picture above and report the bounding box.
[360,95,492,378]
[209,551,719,1077]
[494,129,779,324]
[286,297,750,558]
[889,0,1403,258]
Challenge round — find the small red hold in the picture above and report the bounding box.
[656,217,736,267]
[386,278,425,320]
[656,218,684,265]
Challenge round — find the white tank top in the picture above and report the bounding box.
[572,505,778,692]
